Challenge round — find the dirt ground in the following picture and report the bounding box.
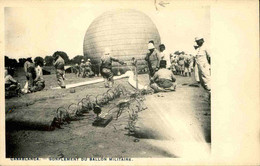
[5,68,210,158]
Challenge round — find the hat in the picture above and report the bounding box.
[87,59,90,61]
[149,40,154,44]
[81,59,84,62]
[148,43,155,50]
[195,37,204,41]
[104,48,111,55]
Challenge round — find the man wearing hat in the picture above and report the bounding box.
[159,44,171,69]
[53,51,66,88]
[145,42,160,79]
[177,51,185,76]
[194,37,211,92]
[150,60,177,92]
[80,59,86,77]
[85,59,94,77]
[100,48,126,88]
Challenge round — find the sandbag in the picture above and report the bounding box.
[6,108,56,131]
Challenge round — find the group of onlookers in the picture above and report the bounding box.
[170,52,194,77]
[146,37,211,93]
[74,59,95,78]
[145,41,177,92]
[5,52,97,98]
[5,57,45,98]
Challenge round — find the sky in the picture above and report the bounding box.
[4,1,210,60]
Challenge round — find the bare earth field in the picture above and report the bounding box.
[5,68,210,158]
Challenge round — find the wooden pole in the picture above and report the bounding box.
[132,57,138,90]
[135,61,138,90]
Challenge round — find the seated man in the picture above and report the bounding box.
[5,68,21,98]
[150,60,177,93]
[30,58,45,92]
[23,58,36,93]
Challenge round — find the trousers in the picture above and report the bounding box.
[30,80,45,92]
[56,69,66,88]
[197,61,211,91]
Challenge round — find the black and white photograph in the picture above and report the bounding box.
[1,0,259,165]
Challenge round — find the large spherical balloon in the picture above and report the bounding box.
[83,9,161,74]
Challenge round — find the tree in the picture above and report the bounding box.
[34,56,44,66]
[44,56,54,66]
[5,56,10,67]
[18,58,27,67]
[52,51,70,64]
[5,56,18,68]
[71,55,84,64]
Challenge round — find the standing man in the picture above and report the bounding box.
[53,51,66,88]
[184,53,192,77]
[100,48,126,88]
[30,58,45,92]
[169,54,177,74]
[74,63,80,77]
[80,59,86,78]
[145,42,160,80]
[178,52,185,76]
[194,37,211,92]
[159,44,171,69]
[23,58,36,93]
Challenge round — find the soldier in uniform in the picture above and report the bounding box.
[194,37,211,92]
[184,53,192,77]
[100,48,126,88]
[53,52,66,88]
[30,58,45,92]
[178,52,185,76]
[85,59,94,77]
[74,63,80,77]
[159,44,171,69]
[145,42,160,80]
[23,58,36,93]
[80,59,86,77]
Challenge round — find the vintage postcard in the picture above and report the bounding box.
[0,0,259,165]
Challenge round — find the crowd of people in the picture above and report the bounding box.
[74,59,95,78]
[5,37,211,98]
[145,37,210,93]
[5,57,45,98]
[145,40,177,92]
